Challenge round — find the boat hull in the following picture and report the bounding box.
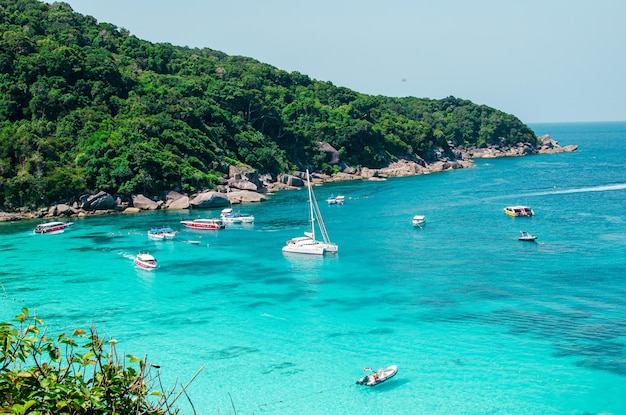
[135,260,157,269]
[148,231,165,240]
[160,228,178,239]
[221,208,255,224]
[180,219,225,230]
[221,215,255,224]
[282,237,338,255]
[518,231,537,241]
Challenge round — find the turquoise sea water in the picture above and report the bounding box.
[1,121,626,414]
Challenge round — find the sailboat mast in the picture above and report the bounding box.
[312,188,331,244]
[306,171,332,244]
[306,170,316,240]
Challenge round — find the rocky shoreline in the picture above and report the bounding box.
[0,134,576,223]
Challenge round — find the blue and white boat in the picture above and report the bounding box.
[148,227,178,240]
[220,208,255,224]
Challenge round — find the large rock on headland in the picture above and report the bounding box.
[167,196,190,210]
[537,134,578,154]
[47,203,74,217]
[226,190,268,204]
[0,211,23,222]
[81,191,117,211]
[163,191,190,210]
[132,194,161,210]
[228,178,258,191]
[189,191,230,208]
[277,174,304,187]
[455,135,577,159]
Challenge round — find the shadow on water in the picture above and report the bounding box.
[356,377,409,392]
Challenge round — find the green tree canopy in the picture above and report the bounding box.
[0,0,538,209]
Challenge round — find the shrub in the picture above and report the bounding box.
[0,308,199,414]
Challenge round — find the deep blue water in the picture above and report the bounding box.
[1,121,625,414]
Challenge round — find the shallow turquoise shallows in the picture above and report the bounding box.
[2,122,626,414]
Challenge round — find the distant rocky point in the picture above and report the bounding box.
[0,136,576,222]
[452,134,578,159]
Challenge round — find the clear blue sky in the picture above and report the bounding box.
[47,0,626,123]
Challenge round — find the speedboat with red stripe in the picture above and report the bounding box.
[180,218,225,230]
[34,221,74,234]
[134,253,158,270]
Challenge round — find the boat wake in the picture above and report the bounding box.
[115,250,136,261]
[522,183,626,197]
[261,313,286,320]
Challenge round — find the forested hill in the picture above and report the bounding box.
[0,0,537,210]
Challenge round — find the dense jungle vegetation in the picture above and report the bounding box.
[0,0,538,210]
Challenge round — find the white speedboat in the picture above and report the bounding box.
[134,253,158,270]
[180,218,225,230]
[504,206,534,217]
[356,365,398,386]
[412,215,426,228]
[220,208,255,224]
[34,221,74,234]
[283,170,338,256]
[518,230,538,242]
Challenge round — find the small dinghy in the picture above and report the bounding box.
[356,365,398,386]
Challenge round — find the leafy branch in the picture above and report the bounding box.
[0,308,201,414]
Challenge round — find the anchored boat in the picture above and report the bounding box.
[518,230,538,242]
[283,170,338,256]
[412,215,426,228]
[220,208,255,224]
[356,365,398,386]
[504,206,534,217]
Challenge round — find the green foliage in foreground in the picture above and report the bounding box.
[0,0,538,210]
[0,308,194,414]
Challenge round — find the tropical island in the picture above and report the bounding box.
[0,0,576,222]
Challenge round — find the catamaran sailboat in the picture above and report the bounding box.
[283,170,338,255]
